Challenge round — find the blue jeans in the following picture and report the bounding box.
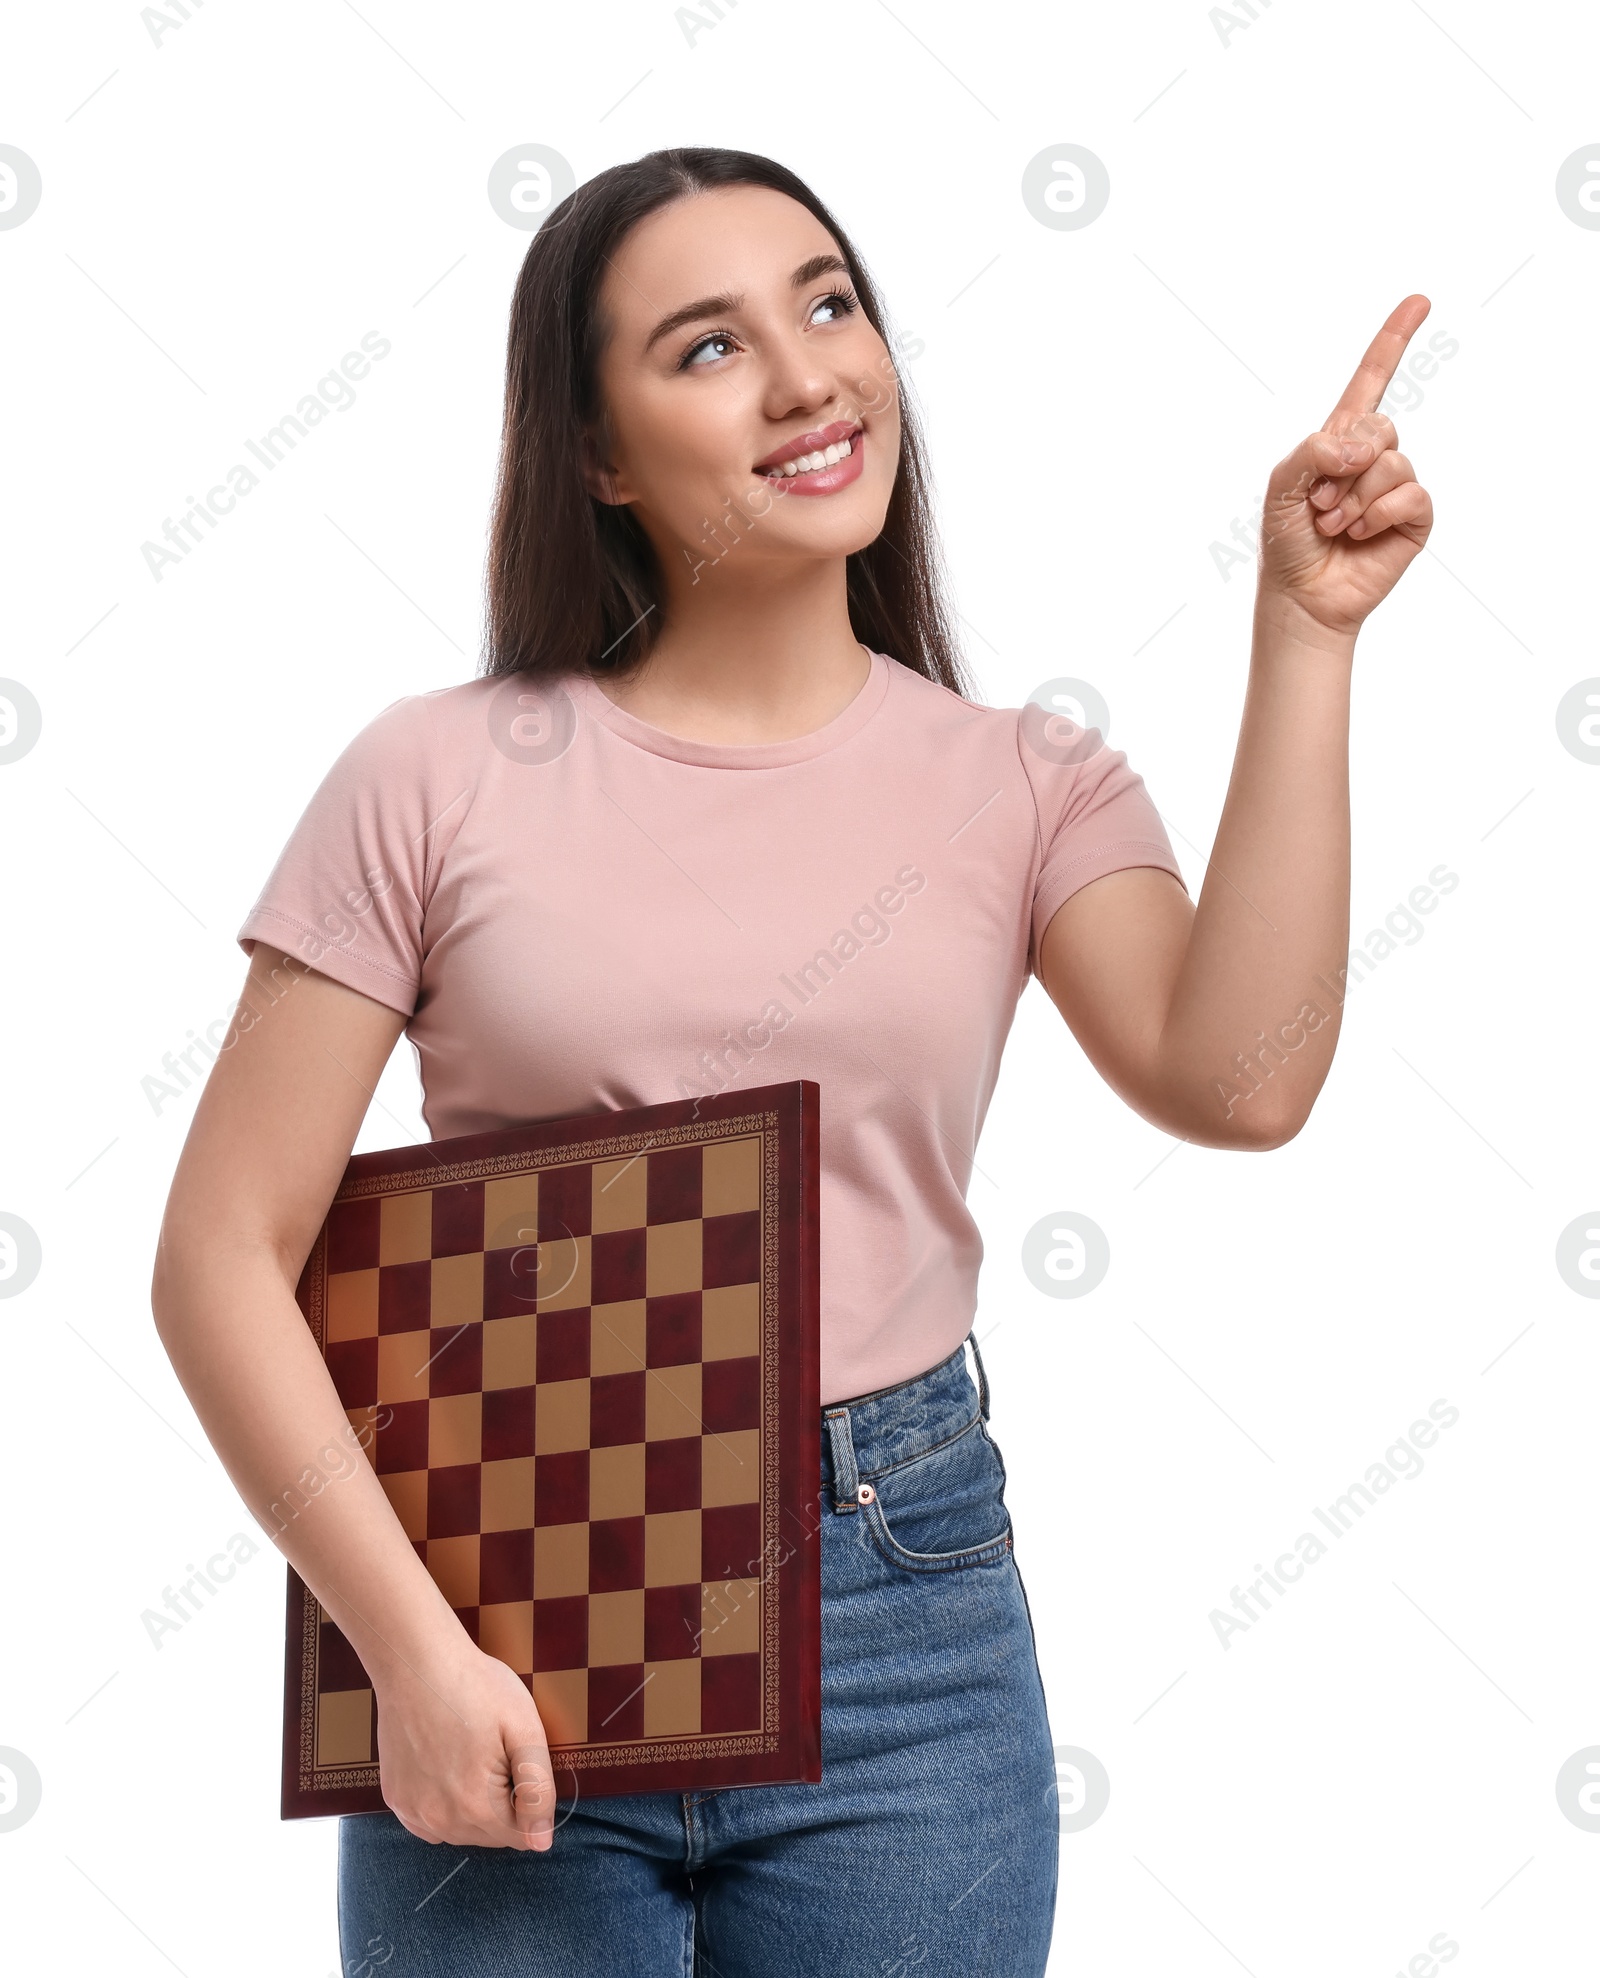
[338,1333,1060,1974]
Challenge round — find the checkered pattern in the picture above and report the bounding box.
[309,1134,769,1770]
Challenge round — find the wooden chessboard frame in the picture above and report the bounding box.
[280,1080,821,1819]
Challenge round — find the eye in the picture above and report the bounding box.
[680,288,866,373]
[810,288,859,325]
[679,330,740,371]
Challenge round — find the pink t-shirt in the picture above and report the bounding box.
[237,649,1186,1404]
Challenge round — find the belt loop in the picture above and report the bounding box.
[965,1328,992,1422]
[823,1406,861,1511]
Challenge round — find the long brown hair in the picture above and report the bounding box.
[480,146,972,697]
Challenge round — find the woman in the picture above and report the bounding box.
[152,147,1432,1974]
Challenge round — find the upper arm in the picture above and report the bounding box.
[1036,864,1196,1134]
[153,947,409,1304]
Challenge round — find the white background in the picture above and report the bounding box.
[3,2,1597,1972]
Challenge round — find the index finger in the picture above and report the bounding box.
[1327,293,1431,423]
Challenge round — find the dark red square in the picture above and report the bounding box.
[587,1516,645,1593]
[427,1464,480,1539]
[534,1449,589,1526]
[647,1145,702,1225]
[587,1663,644,1740]
[432,1182,484,1258]
[537,1308,590,1384]
[483,1244,540,1321]
[325,1337,377,1409]
[590,1370,646,1447]
[317,1619,368,1692]
[591,1227,646,1305]
[646,1293,701,1368]
[538,1165,591,1242]
[701,1210,760,1288]
[426,1322,483,1397]
[700,1652,760,1733]
[375,1399,429,1475]
[483,1385,535,1461]
[702,1354,759,1433]
[378,1260,432,1334]
[326,1197,380,1274]
[645,1436,701,1515]
[702,1501,762,1581]
[479,1530,535,1604]
[453,1606,481,1645]
[644,1582,703,1663]
[532,1593,587,1673]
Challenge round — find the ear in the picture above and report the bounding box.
[580,426,630,507]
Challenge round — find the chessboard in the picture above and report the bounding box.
[280,1080,821,1818]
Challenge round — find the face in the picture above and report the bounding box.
[584,184,902,584]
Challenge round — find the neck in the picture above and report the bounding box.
[593,554,869,745]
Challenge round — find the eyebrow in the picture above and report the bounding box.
[642,253,853,353]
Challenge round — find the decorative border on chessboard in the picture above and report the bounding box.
[292,1108,785,1799]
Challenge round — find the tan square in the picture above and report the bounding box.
[536,1378,590,1454]
[428,1393,481,1468]
[534,1521,589,1600]
[702,1284,760,1360]
[379,1191,434,1266]
[481,1456,537,1533]
[590,1302,646,1376]
[345,1406,385,1460]
[483,1313,538,1390]
[644,1658,702,1736]
[537,1233,590,1311]
[380,1469,428,1541]
[483,1173,539,1252]
[591,1154,648,1233]
[376,1331,432,1407]
[646,1220,701,1297]
[426,1535,480,1610]
[702,1428,761,1508]
[479,1600,534,1675]
[531,1667,587,1742]
[589,1442,645,1521]
[326,1269,379,1342]
[645,1509,701,1588]
[588,1589,644,1666]
[430,1251,484,1328]
[316,1688,374,1767]
[700,1578,761,1657]
[646,1363,702,1442]
[703,1135,761,1217]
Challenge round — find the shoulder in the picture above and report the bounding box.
[879,653,1033,749]
[879,653,1089,797]
[317,674,512,783]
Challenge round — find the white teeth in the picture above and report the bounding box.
[765,434,855,478]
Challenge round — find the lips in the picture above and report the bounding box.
[752,418,863,474]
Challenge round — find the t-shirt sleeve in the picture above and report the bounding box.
[235,694,444,1016]
[1019,716,1189,982]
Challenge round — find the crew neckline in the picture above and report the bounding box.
[567,648,891,768]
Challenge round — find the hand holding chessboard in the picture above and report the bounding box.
[280,1080,821,1818]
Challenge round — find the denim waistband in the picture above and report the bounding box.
[819,1330,992,1509]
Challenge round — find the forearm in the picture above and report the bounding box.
[1155,593,1356,1143]
[152,1245,474,1694]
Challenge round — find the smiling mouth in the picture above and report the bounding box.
[754,422,864,481]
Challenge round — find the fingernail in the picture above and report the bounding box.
[1322,506,1344,528]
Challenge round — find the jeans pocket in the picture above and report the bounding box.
[862,1417,1014,1573]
